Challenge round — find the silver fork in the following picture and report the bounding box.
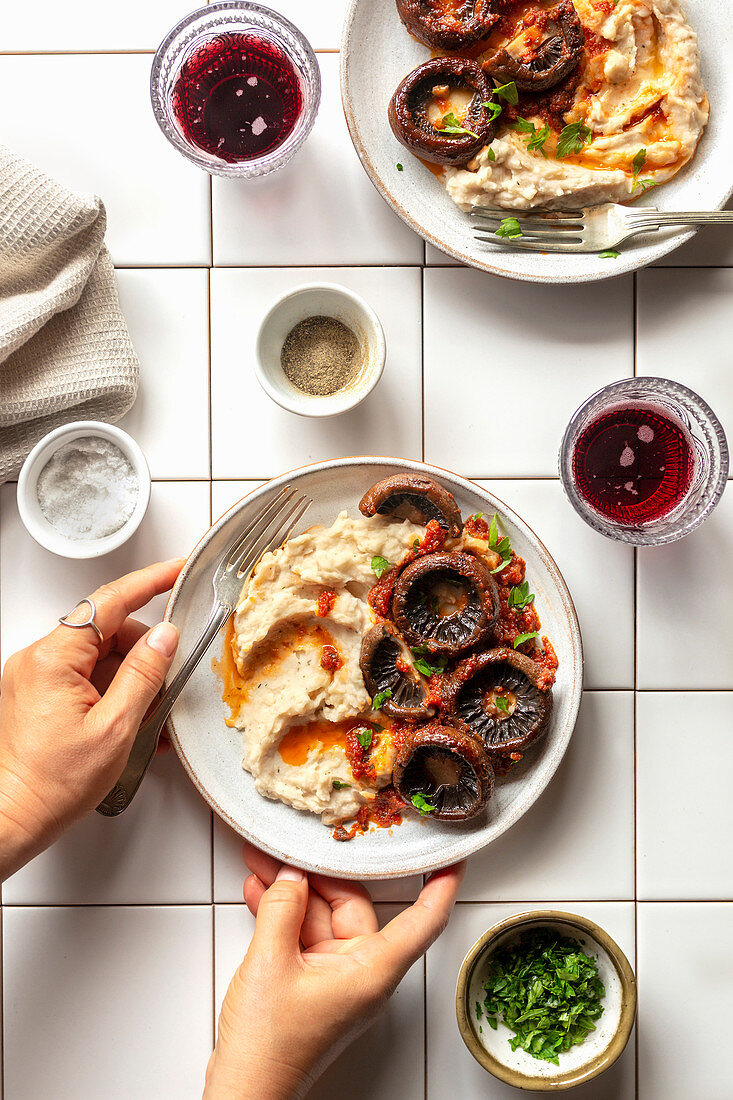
[471,203,733,253]
[96,486,312,817]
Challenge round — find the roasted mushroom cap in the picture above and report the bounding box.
[483,0,585,92]
[446,647,553,755]
[393,724,494,820]
[359,473,463,537]
[396,0,499,51]
[360,622,434,721]
[392,551,499,655]
[388,58,498,167]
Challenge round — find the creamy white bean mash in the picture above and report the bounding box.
[223,512,424,825]
[445,0,708,211]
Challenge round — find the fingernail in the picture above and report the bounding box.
[276,865,305,883]
[147,621,179,658]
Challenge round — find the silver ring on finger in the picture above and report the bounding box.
[58,598,104,644]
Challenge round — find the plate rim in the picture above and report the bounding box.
[339,0,731,285]
[164,456,584,878]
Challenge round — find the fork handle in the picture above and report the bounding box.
[631,211,733,228]
[96,601,232,817]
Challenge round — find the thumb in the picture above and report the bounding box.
[93,621,179,738]
[251,865,308,959]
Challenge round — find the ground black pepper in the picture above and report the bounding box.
[281,315,362,396]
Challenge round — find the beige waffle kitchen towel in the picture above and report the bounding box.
[0,146,139,483]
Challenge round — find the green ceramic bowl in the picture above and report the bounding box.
[456,911,637,1091]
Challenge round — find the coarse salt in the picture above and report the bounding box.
[36,436,139,541]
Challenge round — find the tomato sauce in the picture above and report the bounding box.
[317,589,337,617]
[332,787,404,842]
[320,644,343,673]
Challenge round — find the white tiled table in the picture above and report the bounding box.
[0,3,731,1097]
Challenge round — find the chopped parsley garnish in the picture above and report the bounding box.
[482,100,503,123]
[514,631,539,649]
[332,779,351,790]
[487,147,496,161]
[411,649,448,678]
[496,217,523,240]
[488,513,513,573]
[413,537,421,550]
[631,147,657,192]
[478,929,606,1065]
[495,695,511,715]
[356,727,373,750]
[371,555,392,579]
[437,111,479,139]
[396,162,404,171]
[508,581,535,611]
[468,512,484,522]
[371,689,393,710]
[494,81,518,105]
[411,792,435,815]
[512,117,550,157]
[599,250,620,259]
[556,121,591,158]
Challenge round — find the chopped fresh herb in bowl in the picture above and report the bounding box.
[477,929,606,1065]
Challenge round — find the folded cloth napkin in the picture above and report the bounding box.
[0,146,139,483]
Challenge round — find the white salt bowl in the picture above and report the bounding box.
[17,421,151,559]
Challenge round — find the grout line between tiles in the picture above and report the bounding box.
[3,898,730,908]
[632,268,639,1100]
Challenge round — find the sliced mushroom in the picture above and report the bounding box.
[360,472,463,537]
[360,622,434,721]
[393,723,494,820]
[483,0,585,92]
[388,58,498,167]
[445,647,552,755]
[396,0,499,51]
[392,551,499,656]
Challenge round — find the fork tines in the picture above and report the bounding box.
[470,207,587,251]
[222,487,312,581]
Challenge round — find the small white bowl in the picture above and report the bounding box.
[17,421,151,559]
[255,282,386,417]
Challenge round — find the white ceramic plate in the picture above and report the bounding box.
[340,0,732,284]
[165,458,583,878]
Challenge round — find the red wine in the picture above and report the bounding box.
[571,405,696,524]
[172,32,302,163]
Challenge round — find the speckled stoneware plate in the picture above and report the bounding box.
[340,0,732,284]
[165,458,583,879]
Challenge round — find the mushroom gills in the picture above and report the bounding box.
[359,472,463,536]
[392,724,495,821]
[455,658,551,754]
[392,551,499,655]
[359,623,433,721]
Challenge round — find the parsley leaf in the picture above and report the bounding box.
[487,147,496,161]
[494,81,518,105]
[356,727,373,750]
[479,929,606,1065]
[630,146,657,192]
[556,121,591,158]
[372,689,393,710]
[487,514,514,573]
[527,123,551,156]
[508,581,535,611]
[396,162,404,171]
[495,695,511,715]
[496,217,523,240]
[437,111,479,139]
[412,537,421,550]
[411,792,435,815]
[599,249,620,259]
[332,779,351,790]
[371,555,391,579]
[411,649,448,678]
[514,631,539,649]
[482,100,503,123]
[488,514,500,548]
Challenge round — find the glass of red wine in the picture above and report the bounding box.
[559,378,728,545]
[151,2,320,178]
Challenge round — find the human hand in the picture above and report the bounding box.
[0,559,184,880]
[204,842,465,1100]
